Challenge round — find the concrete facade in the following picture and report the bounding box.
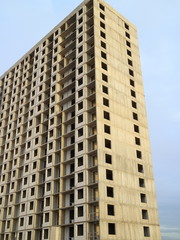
[0,0,161,239]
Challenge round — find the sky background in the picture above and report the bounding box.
[0,0,180,239]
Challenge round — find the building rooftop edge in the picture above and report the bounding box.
[1,0,137,78]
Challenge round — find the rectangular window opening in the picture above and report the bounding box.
[140,193,147,203]
[133,112,138,120]
[100,21,106,29]
[107,186,114,197]
[138,164,144,173]
[99,3,105,11]
[103,98,109,107]
[102,85,108,94]
[105,154,112,164]
[126,40,131,48]
[100,12,105,20]
[104,124,111,134]
[77,224,84,236]
[142,210,149,220]
[101,51,107,59]
[107,204,115,216]
[108,223,116,235]
[129,69,134,77]
[106,169,113,180]
[125,32,130,39]
[102,73,108,82]
[139,178,145,188]
[105,139,111,149]
[104,111,110,120]
[124,23,129,30]
[101,41,106,49]
[78,206,84,217]
[143,226,150,237]
[100,31,106,39]
[131,90,136,98]
[134,124,139,133]
[135,137,141,146]
[101,62,108,71]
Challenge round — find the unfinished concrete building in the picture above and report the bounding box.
[0,0,161,239]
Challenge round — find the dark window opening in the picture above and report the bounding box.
[107,204,115,216]
[126,40,131,48]
[77,224,84,236]
[78,89,83,98]
[127,49,132,57]
[78,128,83,137]
[139,178,145,188]
[78,26,83,33]
[131,90,136,98]
[129,69,134,76]
[102,85,108,94]
[71,123,75,130]
[100,12,105,20]
[101,41,106,49]
[71,136,75,144]
[102,62,108,70]
[125,32,130,39]
[79,17,83,24]
[44,229,49,239]
[108,223,116,235]
[134,124,139,133]
[135,137,141,145]
[140,193,147,203]
[78,206,84,217]
[103,98,109,107]
[78,142,83,151]
[78,172,83,182]
[106,169,113,180]
[78,102,83,110]
[104,111,110,120]
[133,112,138,120]
[130,79,135,87]
[78,114,83,123]
[104,124,111,134]
[107,186,114,197]
[79,8,83,15]
[100,21,106,29]
[105,139,111,149]
[138,164,144,173]
[105,154,112,164]
[100,31,106,39]
[101,51,107,59]
[78,56,83,64]
[142,210,149,219]
[143,226,150,237]
[124,23,129,30]
[78,78,83,86]
[27,232,31,240]
[78,157,83,166]
[78,46,83,53]
[78,189,84,199]
[78,67,83,75]
[128,59,133,66]
[99,3,105,11]
[78,36,83,43]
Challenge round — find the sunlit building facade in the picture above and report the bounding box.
[0,0,161,239]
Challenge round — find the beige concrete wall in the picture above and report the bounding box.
[94,0,161,239]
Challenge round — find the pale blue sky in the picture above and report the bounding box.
[0,1,180,239]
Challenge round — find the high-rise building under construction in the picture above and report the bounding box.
[0,0,161,239]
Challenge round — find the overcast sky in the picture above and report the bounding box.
[0,1,180,239]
